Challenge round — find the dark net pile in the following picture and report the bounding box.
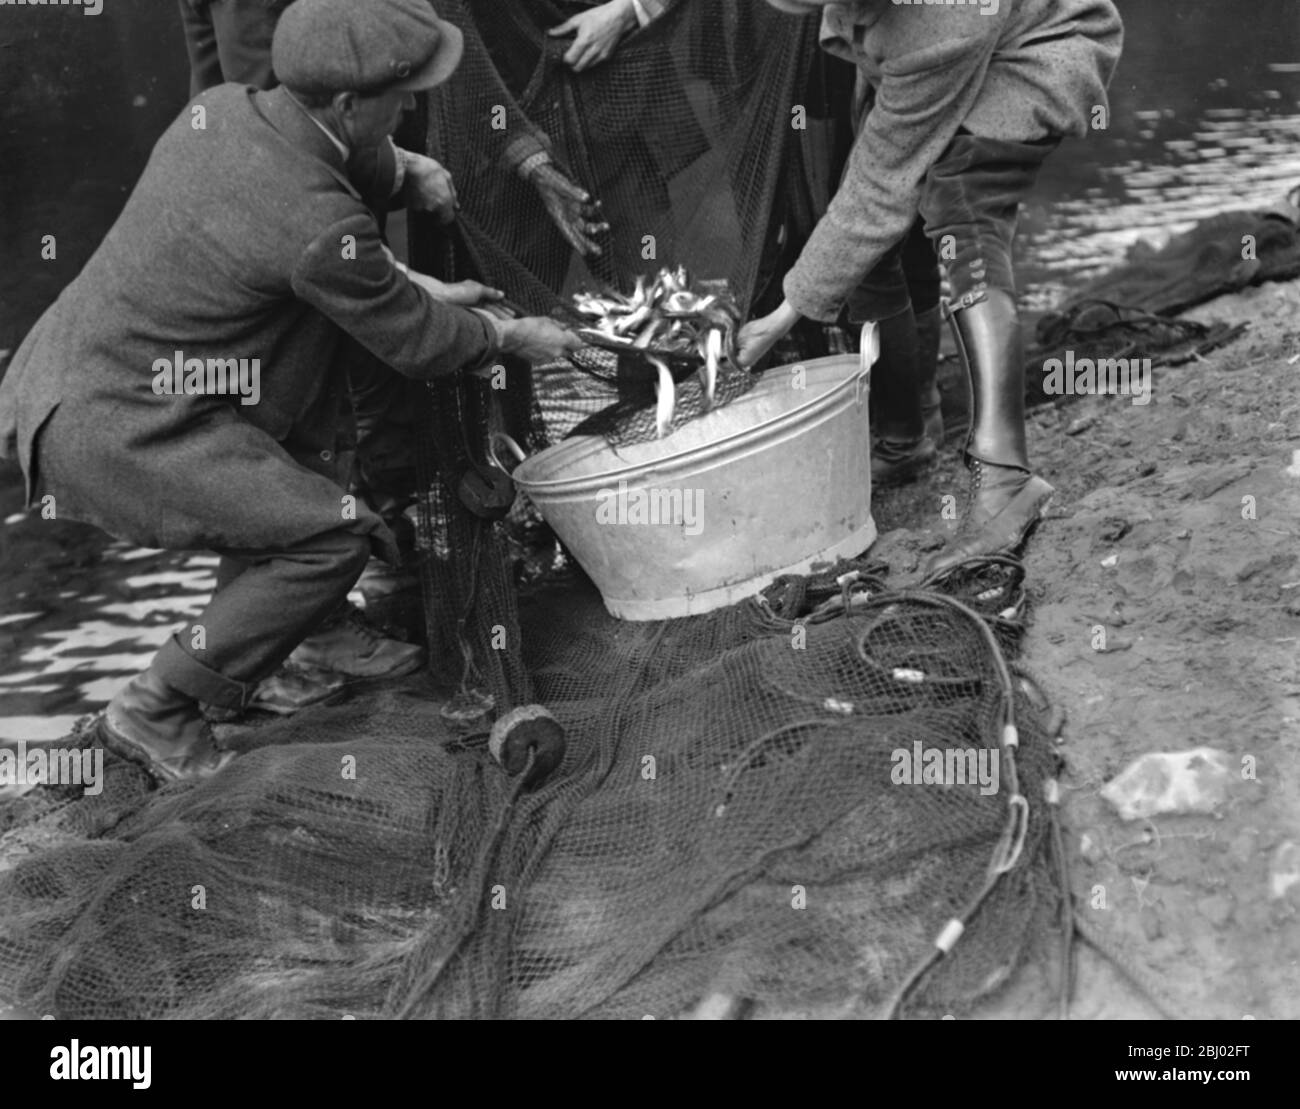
[0,561,1062,1020]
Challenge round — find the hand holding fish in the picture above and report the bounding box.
[736,300,802,369]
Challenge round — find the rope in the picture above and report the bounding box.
[1070,912,1185,1021]
[869,588,1027,1020]
[392,746,535,1019]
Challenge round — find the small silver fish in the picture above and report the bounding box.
[700,328,721,408]
[649,355,676,438]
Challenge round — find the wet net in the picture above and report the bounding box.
[0,559,1063,1020]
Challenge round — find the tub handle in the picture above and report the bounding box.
[487,432,528,472]
[857,321,879,405]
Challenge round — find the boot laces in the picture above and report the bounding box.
[345,607,385,645]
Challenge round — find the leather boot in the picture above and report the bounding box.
[98,669,237,784]
[869,307,936,487]
[914,305,945,447]
[922,289,1054,577]
[288,603,424,680]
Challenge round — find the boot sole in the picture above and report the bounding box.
[923,477,1056,578]
[332,652,426,685]
[95,714,186,785]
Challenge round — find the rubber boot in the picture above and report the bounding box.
[869,306,937,487]
[98,668,237,784]
[922,289,1054,577]
[914,305,945,447]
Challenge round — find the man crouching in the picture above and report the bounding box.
[0,0,579,783]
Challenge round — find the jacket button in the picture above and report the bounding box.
[320,450,334,462]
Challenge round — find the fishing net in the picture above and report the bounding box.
[407,0,855,447]
[0,558,1064,1020]
[0,4,1070,1020]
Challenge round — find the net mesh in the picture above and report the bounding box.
[0,562,1060,1020]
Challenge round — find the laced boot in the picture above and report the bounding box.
[922,289,1054,577]
[98,668,237,784]
[288,603,424,680]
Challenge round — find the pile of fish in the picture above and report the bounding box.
[573,267,742,438]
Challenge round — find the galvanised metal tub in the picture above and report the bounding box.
[506,327,879,620]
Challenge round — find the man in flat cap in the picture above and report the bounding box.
[176,0,604,713]
[0,0,580,783]
[178,0,602,254]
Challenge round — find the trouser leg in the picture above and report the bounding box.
[97,529,364,783]
[154,527,371,709]
[846,229,940,484]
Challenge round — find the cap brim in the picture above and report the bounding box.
[389,21,463,93]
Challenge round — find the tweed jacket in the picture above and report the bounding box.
[0,84,497,558]
[784,0,1124,322]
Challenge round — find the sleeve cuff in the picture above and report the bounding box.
[470,309,507,367]
[783,271,844,325]
[635,0,670,25]
[503,130,552,174]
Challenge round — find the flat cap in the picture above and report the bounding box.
[272,0,464,96]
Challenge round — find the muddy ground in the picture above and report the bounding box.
[871,276,1300,1020]
[1,277,1298,1020]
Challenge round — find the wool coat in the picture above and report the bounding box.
[0,84,498,562]
[784,0,1124,322]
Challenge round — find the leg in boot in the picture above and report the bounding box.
[901,221,945,447]
[917,131,1061,576]
[100,640,240,785]
[103,527,372,782]
[913,304,945,447]
[922,289,1053,576]
[848,235,936,486]
[868,304,937,486]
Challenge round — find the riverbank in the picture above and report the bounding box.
[870,275,1300,1019]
